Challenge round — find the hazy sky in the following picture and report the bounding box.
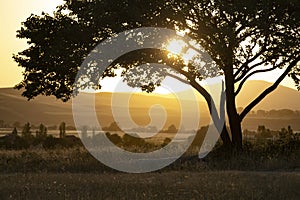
[0,0,297,90]
[0,0,63,88]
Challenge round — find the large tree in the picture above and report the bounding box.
[14,0,300,150]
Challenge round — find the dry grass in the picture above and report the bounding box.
[0,171,299,200]
[0,137,299,199]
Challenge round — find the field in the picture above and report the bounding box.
[0,138,299,200]
[0,171,299,199]
[0,128,299,199]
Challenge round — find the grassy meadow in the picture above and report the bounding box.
[0,171,299,200]
[0,125,299,199]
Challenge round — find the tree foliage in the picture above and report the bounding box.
[14,0,300,149]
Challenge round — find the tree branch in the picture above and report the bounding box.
[234,44,268,80]
[166,73,190,85]
[235,65,278,95]
[236,28,259,44]
[188,79,224,133]
[234,46,280,83]
[169,65,225,133]
[235,24,245,36]
[240,56,300,120]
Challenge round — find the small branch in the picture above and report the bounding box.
[235,24,245,36]
[235,63,259,83]
[234,44,268,79]
[240,56,300,120]
[246,60,270,70]
[234,49,279,83]
[233,64,249,80]
[236,28,259,44]
[235,66,278,95]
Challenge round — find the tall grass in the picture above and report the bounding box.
[0,136,299,173]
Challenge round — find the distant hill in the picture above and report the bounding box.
[0,88,206,128]
[236,80,300,111]
[0,87,73,125]
[0,80,299,131]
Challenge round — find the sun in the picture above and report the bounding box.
[166,39,189,65]
[165,39,196,65]
[166,39,187,55]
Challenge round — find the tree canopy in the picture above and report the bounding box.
[14,0,300,149]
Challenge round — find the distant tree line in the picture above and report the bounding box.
[103,122,181,133]
[244,109,300,118]
[0,120,299,152]
[0,122,81,149]
[244,125,299,140]
[0,120,76,130]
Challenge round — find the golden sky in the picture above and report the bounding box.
[0,0,63,88]
[0,0,297,90]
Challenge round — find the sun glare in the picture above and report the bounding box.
[165,39,197,65]
[166,39,189,65]
[166,39,186,55]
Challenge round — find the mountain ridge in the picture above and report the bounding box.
[0,80,299,130]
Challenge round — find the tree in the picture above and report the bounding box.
[0,120,4,128]
[22,122,32,139]
[36,123,47,139]
[14,0,300,150]
[105,132,122,145]
[103,122,122,132]
[12,127,18,136]
[257,125,272,138]
[166,124,177,133]
[59,122,66,138]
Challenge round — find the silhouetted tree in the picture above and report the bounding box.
[287,125,293,135]
[106,132,122,145]
[59,122,66,138]
[167,124,177,133]
[257,125,272,138]
[103,122,122,132]
[13,0,300,150]
[22,122,32,139]
[12,127,18,136]
[279,125,294,140]
[257,125,266,134]
[122,133,145,147]
[36,123,47,139]
[162,137,172,147]
[0,120,4,128]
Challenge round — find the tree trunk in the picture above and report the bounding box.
[228,112,242,150]
[220,125,232,148]
[189,79,233,149]
[225,68,243,150]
